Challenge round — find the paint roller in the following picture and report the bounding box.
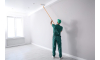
[40,4,55,24]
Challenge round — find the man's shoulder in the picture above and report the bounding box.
[60,25,63,29]
[59,25,63,28]
[52,24,55,27]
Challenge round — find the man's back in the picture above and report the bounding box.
[52,24,63,36]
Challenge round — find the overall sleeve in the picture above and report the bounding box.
[52,24,55,28]
[61,27,63,31]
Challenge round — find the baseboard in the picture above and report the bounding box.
[6,43,31,48]
[32,43,86,60]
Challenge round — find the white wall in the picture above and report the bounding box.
[29,0,95,60]
[23,16,32,44]
[5,11,31,47]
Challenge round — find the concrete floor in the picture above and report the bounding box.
[5,44,77,60]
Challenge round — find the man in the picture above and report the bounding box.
[50,19,63,59]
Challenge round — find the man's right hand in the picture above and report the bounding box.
[51,19,53,22]
[50,20,53,25]
[51,19,55,25]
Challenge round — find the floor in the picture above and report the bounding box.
[5,44,77,60]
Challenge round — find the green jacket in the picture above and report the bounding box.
[52,24,63,36]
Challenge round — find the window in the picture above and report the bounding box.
[7,17,24,38]
[7,17,15,37]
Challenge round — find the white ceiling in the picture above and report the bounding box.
[5,0,55,14]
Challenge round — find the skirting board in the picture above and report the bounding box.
[6,43,31,48]
[32,43,86,60]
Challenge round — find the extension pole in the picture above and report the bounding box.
[43,6,55,24]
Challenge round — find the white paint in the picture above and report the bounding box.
[32,43,86,60]
[6,11,27,17]
[28,7,43,16]
[28,0,58,16]
[23,16,32,44]
[5,0,52,14]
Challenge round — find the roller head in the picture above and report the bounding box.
[40,4,45,6]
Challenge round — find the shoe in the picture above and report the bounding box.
[52,56,55,58]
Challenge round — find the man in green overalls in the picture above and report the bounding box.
[50,19,63,58]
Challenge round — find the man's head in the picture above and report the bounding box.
[57,19,61,24]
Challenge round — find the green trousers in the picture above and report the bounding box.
[52,36,62,58]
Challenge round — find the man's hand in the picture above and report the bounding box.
[51,19,55,24]
[50,20,53,25]
[51,19,53,22]
[50,19,55,26]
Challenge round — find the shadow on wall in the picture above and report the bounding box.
[62,20,78,57]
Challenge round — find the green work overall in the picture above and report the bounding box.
[52,24,63,58]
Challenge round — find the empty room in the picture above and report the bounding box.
[5,0,95,60]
